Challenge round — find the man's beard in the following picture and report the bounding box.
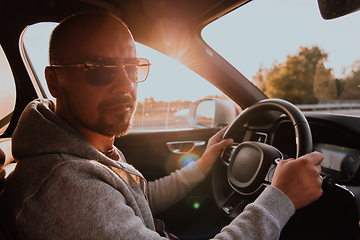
[64,93,136,137]
[91,111,134,137]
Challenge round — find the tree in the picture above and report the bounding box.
[252,63,266,92]
[313,63,337,101]
[253,46,329,104]
[338,60,360,100]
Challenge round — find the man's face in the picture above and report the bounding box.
[54,18,137,137]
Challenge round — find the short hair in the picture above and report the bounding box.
[48,12,131,65]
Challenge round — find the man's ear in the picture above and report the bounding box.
[45,66,61,98]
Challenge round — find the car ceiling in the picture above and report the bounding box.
[0,0,251,49]
[0,0,269,137]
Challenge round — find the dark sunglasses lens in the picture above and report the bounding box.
[84,58,117,85]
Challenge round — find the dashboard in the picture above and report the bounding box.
[269,112,360,186]
[314,143,360,182]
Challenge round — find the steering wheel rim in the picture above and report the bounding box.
[212,99,313,218]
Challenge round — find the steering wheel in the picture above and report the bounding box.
[212,99,313,218]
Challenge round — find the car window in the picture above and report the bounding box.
[22,22,231,131]
[203,0,360,116]
[0,45,16,135]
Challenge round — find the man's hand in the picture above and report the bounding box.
[271,151,324,210]
[197,127,233,175]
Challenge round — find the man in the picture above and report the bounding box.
[1,12,323,239]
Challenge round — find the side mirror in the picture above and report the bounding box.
[318,0,360,19]
[188,98,238,128]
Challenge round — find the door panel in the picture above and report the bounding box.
[115,128,217,180]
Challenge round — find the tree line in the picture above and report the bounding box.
[252,46,360,104]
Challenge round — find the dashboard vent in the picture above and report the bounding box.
[251,132,267,143]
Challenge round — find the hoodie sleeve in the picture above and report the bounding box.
[147,161,206,214]
[213,186,295,240]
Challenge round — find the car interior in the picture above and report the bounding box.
[1,0,360,239]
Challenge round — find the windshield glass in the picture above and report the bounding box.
[203,0,360,116]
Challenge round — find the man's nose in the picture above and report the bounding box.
[110,65,136,94]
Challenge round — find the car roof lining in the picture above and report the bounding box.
[0,0,251,45]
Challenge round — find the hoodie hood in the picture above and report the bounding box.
[12,99,97,160]
[12,99,142,176]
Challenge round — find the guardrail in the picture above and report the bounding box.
[296,101,360,111]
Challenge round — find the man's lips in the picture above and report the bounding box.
[99,95,135,114]
[104,103,134,113]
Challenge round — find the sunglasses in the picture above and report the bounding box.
[50,57,151,85]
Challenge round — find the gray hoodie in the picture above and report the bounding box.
[2,99,295,239]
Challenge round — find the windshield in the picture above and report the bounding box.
[203,0,360,116]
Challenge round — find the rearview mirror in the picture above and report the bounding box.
[318,0,360,19]
[188,98,238,128]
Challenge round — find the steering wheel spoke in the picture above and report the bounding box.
[264,163,277,184]
[220,190,259,218]
[220,143,239,166]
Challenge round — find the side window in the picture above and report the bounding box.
[22,22,57,102]
[0,45,16,135]
[22,22,232,131]
[133,43,228,131]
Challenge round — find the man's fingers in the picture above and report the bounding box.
[215,126,229,139]
[209,126,230,145]
[218,138,233,148]
[208,138,233,155]
[315,164,322,174]
[299,151,324,165]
